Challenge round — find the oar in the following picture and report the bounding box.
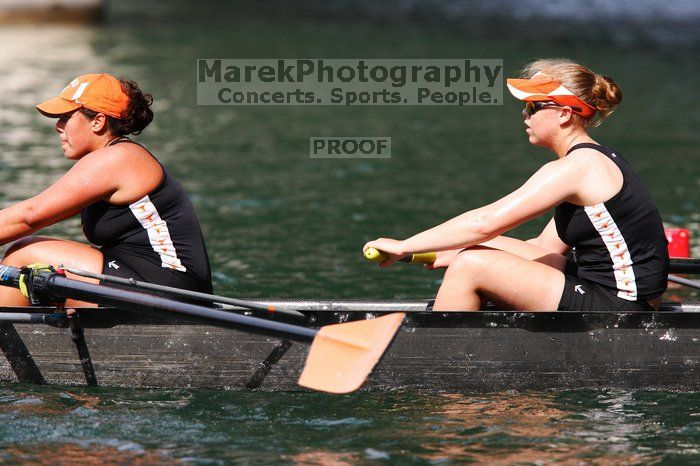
[669,258,700,274]
[364,248,436,264]
[0,265,404,394]
[366,249,700,284]
[0,312,66,325]
[668,274,700,289]
[60,266,305,319]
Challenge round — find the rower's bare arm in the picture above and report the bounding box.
[399,157,586,254]
[0,150,120,245]
[428,218,568,269]
[526,217,569,254]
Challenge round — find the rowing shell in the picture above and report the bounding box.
[1,299,698,392]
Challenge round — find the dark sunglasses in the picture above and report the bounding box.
[524,101,582,116]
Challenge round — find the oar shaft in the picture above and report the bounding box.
[0,265,317,341]
[62,267,305,319]
[0,312,66,324]
[365,252,700,275]
[668,274,700,289]
[45,275,318,340]
[669,258,700,274]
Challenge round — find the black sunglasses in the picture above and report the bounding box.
[524,101,583,116]
[524,101,560,115]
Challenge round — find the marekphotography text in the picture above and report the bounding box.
[197,59,503,106]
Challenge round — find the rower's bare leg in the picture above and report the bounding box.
[478,236,569,269]
[0,236,103,307]
[433,246,567,311]
[434,236,568,270]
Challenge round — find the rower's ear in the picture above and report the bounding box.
[558,106,576,126]
[89,112,108,133]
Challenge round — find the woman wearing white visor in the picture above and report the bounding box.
[364,58,668,311]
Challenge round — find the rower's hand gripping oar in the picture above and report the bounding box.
[0,264,404,394]
[364,248,436,264]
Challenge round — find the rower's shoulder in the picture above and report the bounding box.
[101,140,153,160]
[541,150,592,174]
[552,147,614,175]
[80,141,157,170]
[530,149,613,195]
[565,146,616,165]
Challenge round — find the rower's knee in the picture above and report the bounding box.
[445,247,491,277]
[2,236,48,263]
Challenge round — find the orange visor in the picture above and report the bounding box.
[506,72,597,119]
[36,73,129,119]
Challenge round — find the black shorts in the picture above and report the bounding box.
[101,249,212,294]
[557,261,654,312]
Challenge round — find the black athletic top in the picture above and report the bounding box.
[554,143,668,301]
[81,138,212,293]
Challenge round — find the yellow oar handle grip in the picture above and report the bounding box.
[364,248,436,264]
[364,248,388,262]
[409,252,437,263]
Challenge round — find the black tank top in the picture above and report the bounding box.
[81,138,212,290]
[554,143,668,301]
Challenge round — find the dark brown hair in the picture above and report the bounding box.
[80,79,154,135]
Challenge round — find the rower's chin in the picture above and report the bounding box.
[525,130,543,146]
[62,149,80,160]
[60,145,80,160]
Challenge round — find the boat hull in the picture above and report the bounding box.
[1,300,699,391]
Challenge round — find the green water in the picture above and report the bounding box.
[0,385,700,465]
[1,386,698,464]
[0,0,699,463]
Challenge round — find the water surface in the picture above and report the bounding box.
[1,385,699,464]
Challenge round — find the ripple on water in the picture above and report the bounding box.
[0,384,698,463]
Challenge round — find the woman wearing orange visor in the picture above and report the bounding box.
[364,58,668,311]
[0,74,212,306]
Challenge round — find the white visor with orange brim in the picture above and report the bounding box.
[506,72,597,119]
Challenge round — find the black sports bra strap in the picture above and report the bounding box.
[566,142,609,156]
[107,136,131,147]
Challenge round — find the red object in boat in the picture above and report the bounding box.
[665,227,690,258]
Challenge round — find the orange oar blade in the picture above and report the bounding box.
[298,312,405,394]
